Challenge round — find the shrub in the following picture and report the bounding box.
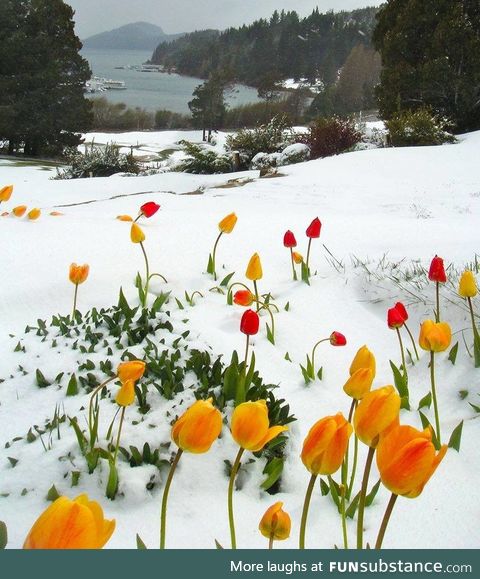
[55,142,141,179]
[155,109,193,130]
[91,97,154,131]
[385,108,456,147]
[175,140,233,174]
[299,117,362,159]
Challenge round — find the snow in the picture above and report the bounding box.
[1,129,479,550]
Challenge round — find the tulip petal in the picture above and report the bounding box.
[250,425,288,452]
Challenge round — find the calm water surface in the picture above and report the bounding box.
[82,48,260,114]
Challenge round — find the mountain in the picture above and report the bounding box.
[83,22,183,51]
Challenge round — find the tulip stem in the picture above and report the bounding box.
[258,303,275,344]
[467,297,480,367]
[311,338,329,378]
[72,284,79,321]
[344,399,358,500]
[430,352,441,445]
[244,335,250,370]
[374,493,398,549]
[435,282,440,322]
[347,434,359,499]
[289,248,297,281]
[253,281,260,311]
[88,376,116,449]
[356,446,375,549]
[268,534,274,550]
[211,231,223,281]
[113,407,126,464]
[139,241,150,307]
[306,238,313,274]
[396,328,407,375]
[299,473,317,549]
[404,323,420,361]
[148,272,168,284]
[340,483,349,550]
[160,448,183,549]
[228,447,245,549]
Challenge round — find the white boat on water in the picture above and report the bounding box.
[102,78,127,90]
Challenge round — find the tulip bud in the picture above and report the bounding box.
[240,309,259,335]
[292,252,303,264]
[428,255,447,283]
[343,368,374,400]
[306,217,321,238]
[171,398,222,453]
[283,230,297,248]
[245,253,263,281]
[458,270,477,298]
[218,212,237,234]
[353,386,401,447]
[329,331,346,346]
[387,305,407,329]
[259,502,291,541]
[301,413,352,475]
[27,208,41,220]
[394,302,408,321]
[0,185,13,202]
[116,215,133,222]
[140,201,160,218]
[130,223,145,243]
[115,380,136,407]
[231,399,288,452]
[376,424,447,498]
[13,205,27,217]
[23,494,115,549]
[419,320,452,353]
[117,360,146,383]
[234,290,255,306]
[69,263,90,285]
[349,345,376,378]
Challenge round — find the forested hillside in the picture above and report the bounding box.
[149,7,378,87]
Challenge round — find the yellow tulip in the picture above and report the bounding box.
[0,185,13,202]
[171,398,222,453]
[292,251,303,264]
[458,270,477,298]
[349,345,376,378]
[353,386,400,448]
[218,212,237,234]
[13,205,27,217]
[117,360,146,383]
[117,214,133,222]
[343,368,374,400]
[116,380,136,407]
[27,208,41,220]
[301,413,352,475]
[69,263,90,285]
[259,502,291,541]
[376,424,447,498]
[419,320,452,353]
[231,400,287,452]
[245,252,263,281]
[23,494,115,549]
[130,223,145,243]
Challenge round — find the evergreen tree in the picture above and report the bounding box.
[373,0,480,131]
[0,0,92,156]
[188,72,229,141]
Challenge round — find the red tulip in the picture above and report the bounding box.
[240,309,259,336]
[140,201,160,218]
[428,255,446,283]
[306,217,321,239]
[394,302,408,321]
[387,304,408,329]
[329,331,346,346]
[283,230,297,248]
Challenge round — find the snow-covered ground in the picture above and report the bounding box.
[0,130,479,549]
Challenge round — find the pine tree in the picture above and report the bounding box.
[188,72,229,141]
[0,0,92,156]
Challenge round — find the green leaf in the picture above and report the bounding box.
[46,484,60,502]
[448,342,459,365]
[226,289,233,305]
[345,492,360,519]
[389,360,410,410]
[206,253,214,275]
[136,534,148,549]
[118,287,134,319]
[301,261,310,285]
[106,460,119,500]
[365,479,381,507]
[418,392,432,410]
[71,471,81,487]
[135,273,145,305]
[319,478,330,496]
[300,364,312,385]
[328,476,341,509]
[66,373,78,396]
[284,352,291,362]
[266,323,275,345]
[214,539,224,549]
[220,271,235,287]
[448,421,463,452]
[419,412,440,449]
[68,416,88,455]
[469,402,480,413]
[36,369,51,388]
[317,366,323,381]
[284,301,290,312]
[175,298,184,310]
[0,521,7,549]
[261,457,284,491]
[473,331,480,368]
[7,457,18,468]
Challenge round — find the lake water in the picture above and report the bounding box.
[81,48,260,114]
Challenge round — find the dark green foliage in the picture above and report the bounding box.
[298,117,362,159]
[188,72,230,139]
[55,143,141,179]
[175,141,233,174]
[373,0,480,132]
[154,109,193,130]
[0,0,92,156]
[386,108,456,146]
[90,97,153,131]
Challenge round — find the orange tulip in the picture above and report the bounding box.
[23,494,115,549]
[27,208,41,220]
[245,253,263,281]
[419,320,452,353]
[130,223,145,243]
[115,380,136,407]
[218,212,237,234]
[349,345,376,378]
[376,424,447,498]
[343,368,374,400]
[231,400,287,452]
[292,251,303,264]
[0,185,13,202]
[117,360,146,383]
[353,386,401,447]
[171,398,222,453]
[259,502,291,541]
[69,263,90,285]
[13,205,27,217]
[49,211,64,216]
[301,413,352,475]
[116,214,133,222]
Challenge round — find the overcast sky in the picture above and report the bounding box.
[68,0,384,39]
